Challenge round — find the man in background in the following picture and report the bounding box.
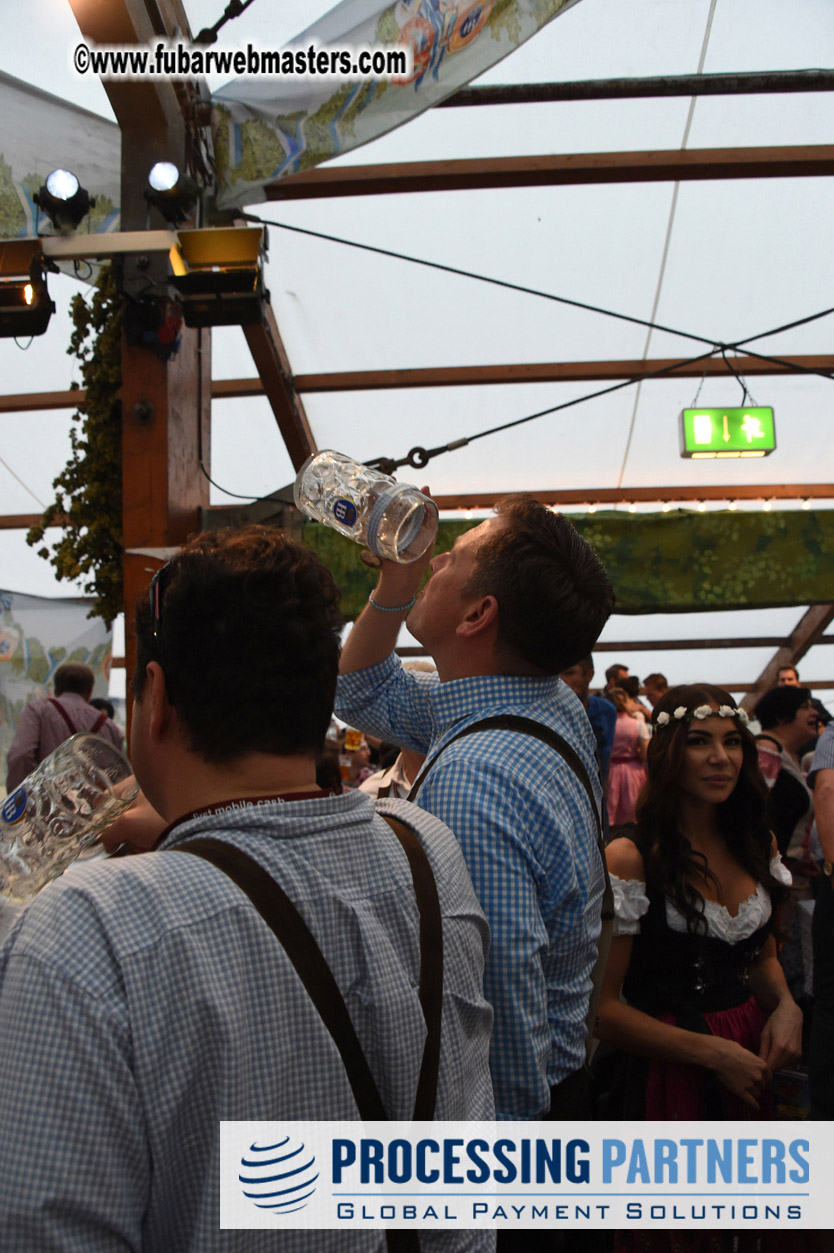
[560,654,616,780]
[641,672,668,708]
[5,660,123,790]
[776,664,829,756]
[602,662,629,701]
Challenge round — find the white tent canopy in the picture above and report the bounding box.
[1,0,832,706]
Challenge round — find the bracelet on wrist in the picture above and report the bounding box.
[368,591,416,614]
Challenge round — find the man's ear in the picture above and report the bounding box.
[145,661,176,743]
[456,595,499,640]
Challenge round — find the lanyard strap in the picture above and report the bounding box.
[48,697,77,735]
[175,812,443,1122]
[48,699,107,736]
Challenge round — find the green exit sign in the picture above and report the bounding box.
[680,407,776,458]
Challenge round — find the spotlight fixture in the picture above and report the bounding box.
[168,226,266,327]
[762,499,772,512]
[146,162,200,226]
[802,499,811,511]
[588,503,597,514]
[34,168,95,234]
[0,240,55,338]
[628,503,637,514]
[728,500,738,511]
[661,501,671,513]
[697,501,706,513]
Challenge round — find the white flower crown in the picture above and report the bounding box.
[654,703,750,729]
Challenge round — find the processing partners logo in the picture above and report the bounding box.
[221,1121,831,1232]
[239,1133,319,1217]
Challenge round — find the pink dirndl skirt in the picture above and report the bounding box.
[607,758,647,828]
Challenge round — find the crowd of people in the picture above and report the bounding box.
[0,498,830,1253]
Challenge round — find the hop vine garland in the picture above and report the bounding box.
[27,265,124,626]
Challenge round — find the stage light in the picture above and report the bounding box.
[168,226,266,327]
[34,168,95,234]
[146,162,200,226]
[0,240,55,338]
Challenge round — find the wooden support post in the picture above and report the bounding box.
[242,304,316,471]
[67,0,210,731]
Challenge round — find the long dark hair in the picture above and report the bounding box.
[635,683,785,933]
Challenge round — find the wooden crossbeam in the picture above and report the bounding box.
[4,353,832,415]
[440,71,834,107]
[396,645,834,691]
[289,355,834,393]
[8,483,829,529]
[593,637,834,652]
[267,145,834,200]
[432,486,834,508]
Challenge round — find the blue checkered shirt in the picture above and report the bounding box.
[337,656,604,1118]
[810,721,834,784]
[0,790,494,1252]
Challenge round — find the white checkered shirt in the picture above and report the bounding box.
[0,790,494,1252]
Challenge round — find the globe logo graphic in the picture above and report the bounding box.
[239,1135,319,1215]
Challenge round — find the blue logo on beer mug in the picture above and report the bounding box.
[332,498,358,527]
[1,788,27,824]
[239,1135,318,1215]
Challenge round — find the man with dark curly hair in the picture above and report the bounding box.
[0,526,494,1252]
[337,495,614,1132]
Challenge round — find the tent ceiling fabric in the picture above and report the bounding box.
[0,0,832,702]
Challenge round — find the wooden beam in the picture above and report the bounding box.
[0,514,67,530]
[65,0,188,143]
[592,637,834,653]
[7,481,831,531]
[440,71,834,107]
[741,605,834,711]
[242,304,316,471]
[267,145,834,200]
[396,645,834,692]
[433,486,834,509]
[0,391,81,413]
[290,355,834,393]
[4,352,832,414]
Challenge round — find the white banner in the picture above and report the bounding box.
[1,2,582,238]
[0,589,112,791]
[212,0,583,210]
[220,1121,831,1232]
[0,71,120,240]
